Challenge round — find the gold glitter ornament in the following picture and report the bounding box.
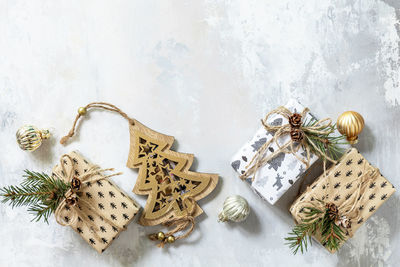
[337,111,364,144]
[16,125,50,151]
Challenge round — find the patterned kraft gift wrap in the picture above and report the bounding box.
[52,151,140,253]
[290,148,396,253]
[231,99,317,204]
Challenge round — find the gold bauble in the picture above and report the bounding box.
[16,125,50,151]
[337,111,364,144]
[157,231,165,241]
[166,235,175,243]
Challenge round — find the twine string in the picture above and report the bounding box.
[60,102,135,145]
[151,197,197,248]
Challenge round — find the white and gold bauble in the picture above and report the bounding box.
[218,195,250,223]
[16,125,50,151]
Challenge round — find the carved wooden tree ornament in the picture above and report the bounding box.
[60,102,218,246]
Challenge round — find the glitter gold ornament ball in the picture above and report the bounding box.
[337,111,365,144]
[16,125,50,151]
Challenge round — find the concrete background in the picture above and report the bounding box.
[0,1,399,266]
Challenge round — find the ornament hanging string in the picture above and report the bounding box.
[54,154,124,240]
[60,102,197,244]
[149,197,196,248]
[60,102,135,145]
[240,106,338,182]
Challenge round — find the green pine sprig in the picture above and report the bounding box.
[302,117,347,161]
[0,170,70,223]
[285,204,346,254]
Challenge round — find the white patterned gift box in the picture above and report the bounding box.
[231,99,318,204]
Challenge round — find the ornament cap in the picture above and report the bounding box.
[40,129,51,139]
[347,136,358,145]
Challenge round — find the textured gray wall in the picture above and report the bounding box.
[0,1,399,266]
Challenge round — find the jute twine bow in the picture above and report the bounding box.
[60,102,135,145]
[54,154,124,238]
[149,197,196,248]
[291,163,380,237]
[240,106,337,182]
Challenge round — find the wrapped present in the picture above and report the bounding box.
[289,148,396,253]
[52,151,140,253]
[231,99,320,204]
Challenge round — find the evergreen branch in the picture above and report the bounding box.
[302,117,347,161]
[285,204,346,254]
[285,206,323,254]
[0,170,70,223]
[285,221,317,254]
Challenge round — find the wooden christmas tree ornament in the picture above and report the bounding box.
[60,102,219,246]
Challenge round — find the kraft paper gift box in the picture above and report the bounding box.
[290,148,396,252]
[231,99,318,204]
[52,151,140,253]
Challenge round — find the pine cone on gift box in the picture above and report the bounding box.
[335,215,351,229]
[71,177,82,191]
[326,203,339,220]
[289,113,302,128]
[290,129,304,142]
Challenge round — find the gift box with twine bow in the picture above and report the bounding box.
[52,151,140,253]
[289,148,395,253]
[231,99,322,204]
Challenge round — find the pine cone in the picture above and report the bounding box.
[71,177,82,191]
[290,129,304,142]
[65,196,78,206]
[289,113,302,128]
[325,203,339,220]
[48,191,57,201]
[335,215,351,229]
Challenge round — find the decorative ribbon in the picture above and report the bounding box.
[149,196,196,248]
[54,154,124,241]
[290,163,380,237]
[240,106,337,181]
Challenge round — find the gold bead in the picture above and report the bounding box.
[166,235,175,243]
[337,111,365,145]
[78,107,87,115]
[157,231,165,241]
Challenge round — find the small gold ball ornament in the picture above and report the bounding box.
[16,125,50,151]
[166,235,175,243]
[157,231,165,241]
[78,107,87,115]
[337,111,365,144]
